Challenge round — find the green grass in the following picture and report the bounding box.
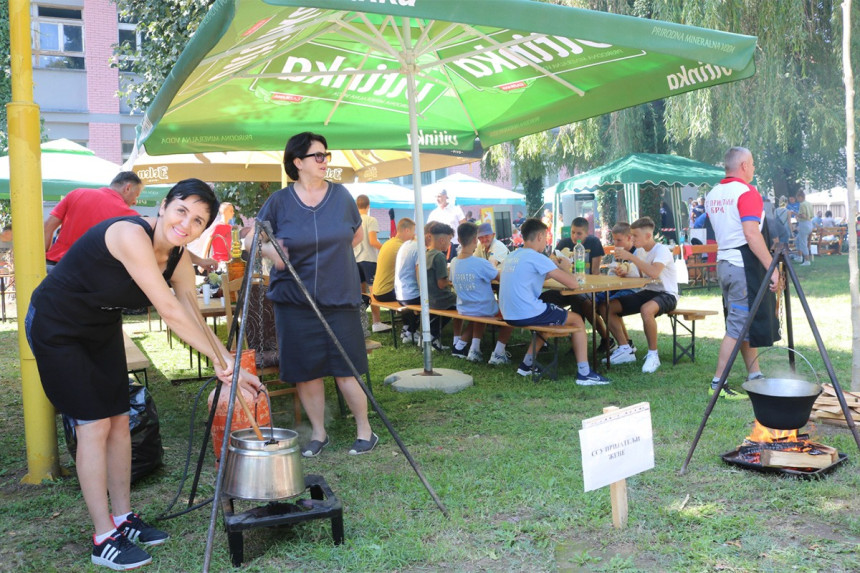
[0,255,858,571]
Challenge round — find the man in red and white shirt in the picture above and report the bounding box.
[705,147,780,399]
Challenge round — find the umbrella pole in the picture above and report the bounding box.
[404,31,434,373]
[259,222,449,518]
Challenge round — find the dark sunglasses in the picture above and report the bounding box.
[301,151,332,163]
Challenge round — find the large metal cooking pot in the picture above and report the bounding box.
[223,427,304,501]
[741,378,822,430]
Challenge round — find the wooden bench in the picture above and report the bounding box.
[811,226,847,255]
[369,297,409,348]
[673,244,718,288]
[667,309,718,365]
[404,305,581,382]
[124,332,151,387]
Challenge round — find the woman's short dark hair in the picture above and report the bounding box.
[283,132,328,180]
[164,178,220,227]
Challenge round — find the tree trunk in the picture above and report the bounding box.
[524,177,545,223]
[843,0,859,391]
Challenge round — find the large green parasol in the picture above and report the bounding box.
[134,0,757,380]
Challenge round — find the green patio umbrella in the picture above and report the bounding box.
[135,0,757,377]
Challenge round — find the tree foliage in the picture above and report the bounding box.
[485,0,859,219]
[0,1,11,154]
[113,0,215,112]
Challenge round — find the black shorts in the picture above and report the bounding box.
[616,290,677,317]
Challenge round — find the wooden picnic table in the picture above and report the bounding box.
[543,274,654,369]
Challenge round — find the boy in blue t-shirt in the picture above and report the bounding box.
[499,218,610,386]
[450,222,514,365]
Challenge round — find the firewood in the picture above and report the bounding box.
[760,449,833,469]
[812,409,860,421]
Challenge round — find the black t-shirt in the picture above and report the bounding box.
[555,235,604,273]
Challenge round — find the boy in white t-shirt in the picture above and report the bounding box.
[450,222,514,365]
[605,216,679,373]
[499,218,610,386]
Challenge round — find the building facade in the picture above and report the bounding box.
[30,0,138,164]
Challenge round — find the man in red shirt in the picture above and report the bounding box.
[44,172,142,268]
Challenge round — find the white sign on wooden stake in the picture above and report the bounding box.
[579,402,654,492]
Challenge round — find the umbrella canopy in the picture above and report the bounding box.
[0,139,123,201]
[135,0,756,156]
[133,0,757,376]
[127,147,481,185]
[557,153,726,195]
[345,180,429,210]
[422,173,525,207]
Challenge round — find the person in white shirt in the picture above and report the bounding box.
[427,189,465,260]
[474,222,509,268]
[604,216,679,374]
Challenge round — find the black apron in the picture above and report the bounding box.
[738,243,780,348]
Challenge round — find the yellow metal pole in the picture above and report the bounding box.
[8,0,62,482]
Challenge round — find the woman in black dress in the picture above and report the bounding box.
[258,132,377,458]
[26,179,261,570]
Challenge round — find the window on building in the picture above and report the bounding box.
[117,15,146,72]
[34,6,85,70]
[121,142,135,162]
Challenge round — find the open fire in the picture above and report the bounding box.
[721,421,846,478]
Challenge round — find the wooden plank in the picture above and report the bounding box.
[123,332,150,372]
[603,406,628,530]
[760,449,833,469]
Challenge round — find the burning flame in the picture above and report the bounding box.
[746,420,799,443]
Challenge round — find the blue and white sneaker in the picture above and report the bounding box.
[466,348,483,362]
[488,351,511,366]
[576,370,611,386]
[117,513,169,546]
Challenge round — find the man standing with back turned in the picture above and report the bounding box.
[44,172,142,269]
[705,147,780,399]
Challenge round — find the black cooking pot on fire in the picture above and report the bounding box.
[741,378,822,430]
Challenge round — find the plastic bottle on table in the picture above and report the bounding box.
[574,239,586,284]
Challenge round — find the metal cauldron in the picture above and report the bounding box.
[741,378,822,430]
[222,427,304,501]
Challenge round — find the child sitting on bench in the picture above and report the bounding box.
[604,216,679,374]
[499,218,610,386]
[450,222,514,365]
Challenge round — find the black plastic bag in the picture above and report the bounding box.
[63,378,164,483]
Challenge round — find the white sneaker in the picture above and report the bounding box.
[642,353,661,373]
[372,322,392,332]
[466,349,483,362]
[488,351,511,366]
[400,330,413,343]
[603,346,636,365]
[800,261,811,266]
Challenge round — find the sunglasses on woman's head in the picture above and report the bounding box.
[301,151,332,163]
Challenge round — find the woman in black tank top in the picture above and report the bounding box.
[26,179,262,569]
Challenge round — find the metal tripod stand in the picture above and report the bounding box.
[680,244,860,474]
[189,222,448,571]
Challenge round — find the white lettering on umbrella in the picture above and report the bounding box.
[278,56,436,103]
[666,63,733,90]
[406,130,460,147]
[452,36,614,79]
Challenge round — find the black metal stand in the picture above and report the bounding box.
[680,244,860,474]
[222,474,343,567]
